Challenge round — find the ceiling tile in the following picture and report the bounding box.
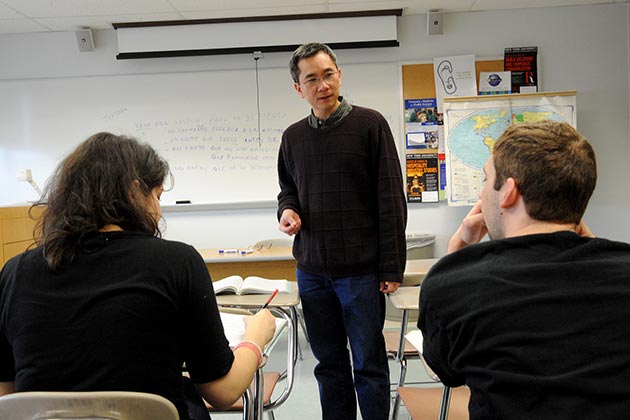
[327,0,478,14]
[471,0,614,10]
[0,0,176,18]
[170,0,322,11]
[37,13,184,31]
[0,0,625,34]
[181,5,326,19]
[0,2,23,19]
[0,18,49,34]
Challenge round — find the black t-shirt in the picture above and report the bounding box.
[0,231,234,420]
[419,232,630,420]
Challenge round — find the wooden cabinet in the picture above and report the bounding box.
[0,206,43,268]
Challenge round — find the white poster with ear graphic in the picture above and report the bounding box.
[433,54,478,112]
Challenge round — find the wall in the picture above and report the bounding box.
[0,3,628,256]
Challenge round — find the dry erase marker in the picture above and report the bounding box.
[176,200,191,204]
[260,289,279,310]
[241,249,254,255]
[218,249,239,253]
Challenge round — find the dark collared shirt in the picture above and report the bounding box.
[307,96,352,129]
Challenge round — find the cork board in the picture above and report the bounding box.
[402,60,503,100]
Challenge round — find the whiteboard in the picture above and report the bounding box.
[0,62,401,209]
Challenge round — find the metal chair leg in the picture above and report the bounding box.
[390,357,408,420]
[437,386,452,420]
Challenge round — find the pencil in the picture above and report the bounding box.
[260,289,279,310]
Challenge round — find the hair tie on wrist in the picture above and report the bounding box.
[234,340,264,368]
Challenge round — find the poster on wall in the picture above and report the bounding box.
[479,71,512,95]
[406,153,439,203]
[443,92,577,206]
[433,54,478,112]
[404,98,440,149]
[504,46,539,93]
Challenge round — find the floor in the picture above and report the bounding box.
[213,320,442,420]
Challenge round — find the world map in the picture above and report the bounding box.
[448,106,568,170]
[443,95,577,206]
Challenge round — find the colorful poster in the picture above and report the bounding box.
[405,98,440,149]
[504,46,538,93]
[438,152,447,201]
[406,153,439,203]
[479,71,512,95]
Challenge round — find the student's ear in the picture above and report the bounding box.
[500,177,519,209]
[128,179,145,204]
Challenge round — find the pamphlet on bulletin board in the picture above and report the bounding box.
[406,153,439,203]
[404,98,440,149]
[504,46,539,93]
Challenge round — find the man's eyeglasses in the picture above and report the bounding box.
[300,70,340,88]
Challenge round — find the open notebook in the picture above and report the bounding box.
[405,329,440,382]
[212,275,291,295]
[220,312,287,349]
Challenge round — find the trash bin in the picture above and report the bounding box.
[385,233,435,323]
[406,233,435,261]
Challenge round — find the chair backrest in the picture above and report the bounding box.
[0,391,179,420]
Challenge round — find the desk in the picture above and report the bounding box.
[216,289,300,420]
[197,247,296,281]
[386,258,439,321]
[0,205,44,269]
[403,258,440,286]
[388,258,438,420]
[388,286,422,420]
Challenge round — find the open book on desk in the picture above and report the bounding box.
[212,275,292,295]
[220,312,288,350]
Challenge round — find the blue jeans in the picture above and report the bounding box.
[297,269,389,420]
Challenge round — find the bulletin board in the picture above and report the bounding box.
[400,59,503,202]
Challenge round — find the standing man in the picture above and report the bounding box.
[418,121,630,419]
[277,43,407,420]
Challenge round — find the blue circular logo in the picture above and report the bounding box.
[487,73,502,87]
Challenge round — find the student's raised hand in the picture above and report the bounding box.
[243,309,276,348]
[576,221,595,238]
[279,209,302,236]
[448,200,488,253]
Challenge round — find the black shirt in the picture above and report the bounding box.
[419,232,630,420]
[0,231,234,420]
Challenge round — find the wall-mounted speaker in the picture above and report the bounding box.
[427,12,443,36]
[75,29,94,52]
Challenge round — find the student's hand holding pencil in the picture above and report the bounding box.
[243,309,276,349]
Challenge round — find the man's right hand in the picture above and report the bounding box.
[279,209,301,236]
[448,200,488,253]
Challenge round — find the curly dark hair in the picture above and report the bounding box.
[32,132,170,271]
